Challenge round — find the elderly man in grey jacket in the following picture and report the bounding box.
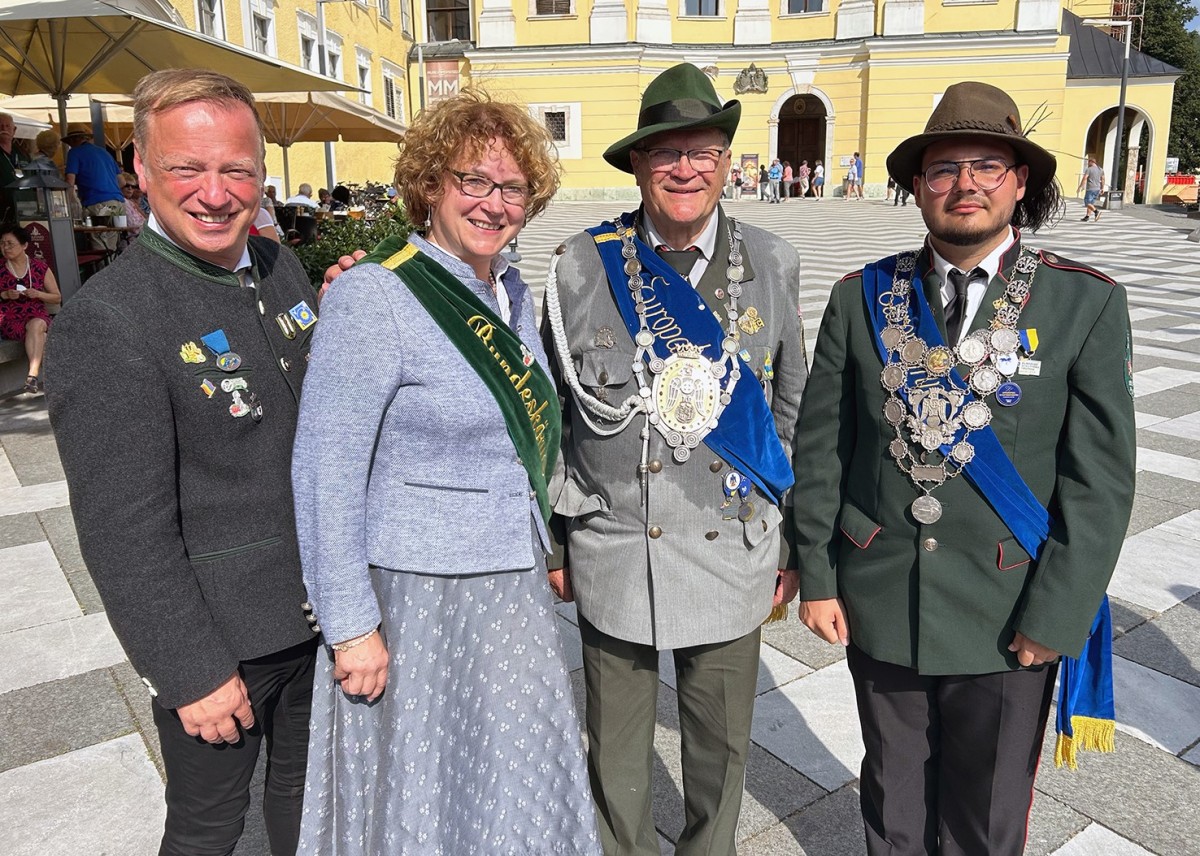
[542,63,807,855]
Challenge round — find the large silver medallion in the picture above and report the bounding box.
[956,335,988,366]
[911,495,943,524]
[652,349,722,439]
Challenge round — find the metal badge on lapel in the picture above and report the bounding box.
[229,390,250,418]
[738,306,764,335]
[275,312,298,340]
[249,392,263,422]
[221,377,248,393]
[593,327,616,349]
[180,342,206,364]
[200,379,216,398]
[289,300,317,330]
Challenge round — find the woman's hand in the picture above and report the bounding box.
[547,567,573,603]
[332,631,389,702]
[0,289,17,300]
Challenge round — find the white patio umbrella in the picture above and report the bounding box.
[0,93,135,148]
[255,91,406,195]
[0,0,351,134]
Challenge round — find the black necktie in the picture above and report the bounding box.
[656,245,701,278]
[944,267,982,345]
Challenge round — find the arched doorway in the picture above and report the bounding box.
[1082,106,1153,204]
[777,94,827,176]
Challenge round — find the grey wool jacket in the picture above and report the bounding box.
[45,234,318,708]
[544,206,808,650]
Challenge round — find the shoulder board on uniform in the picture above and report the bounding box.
[1035,250,1116,286]
[837,270,862,284]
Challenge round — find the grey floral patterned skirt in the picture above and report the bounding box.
[298,565,601,855]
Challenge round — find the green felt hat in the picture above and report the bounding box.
[603,63,741,174]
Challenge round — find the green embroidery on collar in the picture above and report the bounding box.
[137,228,258,287]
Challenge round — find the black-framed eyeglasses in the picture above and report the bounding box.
[634,147,728,174]
[922,158,1017,193]
[449,170,530,205]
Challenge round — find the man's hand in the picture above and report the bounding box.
[1008,632,1058,667]
[547,567,574,603]
[774,569,800,608]
[176,672,254,744]
[333,632,389,702]
[799,597,851,646]
[318,250,367,304]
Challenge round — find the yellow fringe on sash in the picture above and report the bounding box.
[1054,716,1115,769]
[762,603,789,625]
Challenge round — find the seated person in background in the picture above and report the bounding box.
[328,185,350,211]
[316,188,332,209]
[284,182,318,208]
[0,224,61,394]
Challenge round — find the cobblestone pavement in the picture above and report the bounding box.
[2,197,1197,855]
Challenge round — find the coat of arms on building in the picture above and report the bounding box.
[733,64,768,95]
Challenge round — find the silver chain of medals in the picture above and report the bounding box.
[879,247,1041,524]
[615,216,747,465]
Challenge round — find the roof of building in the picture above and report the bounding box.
[1064,10,1182,78]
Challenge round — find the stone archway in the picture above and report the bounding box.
[776,93,828,179]
[1081,104,1154,202]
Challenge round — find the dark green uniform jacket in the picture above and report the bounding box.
[794,236,1136,675]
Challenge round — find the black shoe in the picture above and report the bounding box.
[1080,215,1090,221]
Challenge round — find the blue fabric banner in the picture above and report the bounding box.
[588,215,793,504]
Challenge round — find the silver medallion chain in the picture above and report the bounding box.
[880,247,1041,524]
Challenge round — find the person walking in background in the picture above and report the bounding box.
[794,81,1133,856]
[292,88,600,855]
[855,151,865,199]
[758,163,769,200]
[1077,155,1104,221]
[813,159,825,199]
[768,157,783,203]
[730,163,743,200]
[782,160,793,201]
[798,160,811,198]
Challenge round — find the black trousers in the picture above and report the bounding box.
[846,644,1057,856]
[153,638,317,856]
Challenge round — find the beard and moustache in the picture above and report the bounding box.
[928,191,1017,247]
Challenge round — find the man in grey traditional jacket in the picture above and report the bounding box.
[542,63,807,855]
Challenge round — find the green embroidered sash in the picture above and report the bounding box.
[361,238,561,523]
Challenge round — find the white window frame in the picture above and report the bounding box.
[381,60,404,121]
[196,0,225,38]
[680,0,721,17]
[530,102,581,160]
[355,46,373,107]
[244,0,276,56]
[780,0,825,14]
[297,11,318,70]
[325,30,344,80]
[400,0,411,34]
[529,0,574,15]
[378,0,392,23]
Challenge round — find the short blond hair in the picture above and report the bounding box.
[133,69,264,162]
[35,129,60,157]
[394,88,561,225]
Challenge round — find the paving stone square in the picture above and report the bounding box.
[3,199,1197,854]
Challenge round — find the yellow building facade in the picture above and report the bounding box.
[26,0,1174,203]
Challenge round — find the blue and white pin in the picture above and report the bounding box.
[201,329,241,372]
[289,300,317,330]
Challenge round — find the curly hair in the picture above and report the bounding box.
[1011,176,1065,233]
[394,88,561,225]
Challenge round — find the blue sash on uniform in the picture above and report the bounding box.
[862,253,1114,769]
[587,215,793,504]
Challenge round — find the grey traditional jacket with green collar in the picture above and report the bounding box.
[544,205,807,650]
[794,236,1136,675]
[45,233,319,708]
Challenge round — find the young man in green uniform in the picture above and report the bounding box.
[794,82,1136,855]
